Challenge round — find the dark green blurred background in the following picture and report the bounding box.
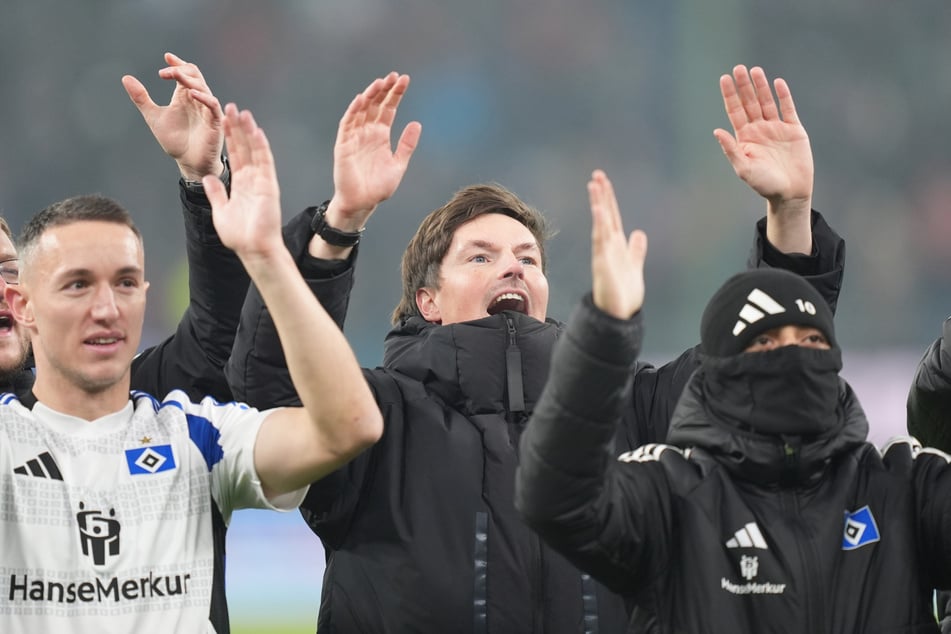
[2,1,946,629]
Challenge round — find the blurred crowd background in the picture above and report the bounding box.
[2,1,949,630]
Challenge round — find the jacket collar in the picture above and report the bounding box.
[382,312,562,415]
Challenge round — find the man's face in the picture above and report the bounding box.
[416,213,549,325]
[0,231,31,380]
[8,221,149,395]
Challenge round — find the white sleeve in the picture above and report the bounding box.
[184,397,309,521]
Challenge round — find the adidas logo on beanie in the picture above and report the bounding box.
[700,269,836,357]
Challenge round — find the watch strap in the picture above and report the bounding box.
[309,200,365,247]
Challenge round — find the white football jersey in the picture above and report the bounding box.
[0,390,305,633]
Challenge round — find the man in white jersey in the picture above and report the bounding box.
[0,103,383,633]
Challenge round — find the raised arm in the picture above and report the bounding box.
[227,72,420,407]
[122,52,249,401]
[717,65,845,312]
[309,72,421,259]
[205,104,381,497]
[716,64,813,254]
[517,170,668,595]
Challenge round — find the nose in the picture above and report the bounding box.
[500,253,525,279]
[90,285,119,321]
[774,326,800,348]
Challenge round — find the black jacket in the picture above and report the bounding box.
[517,297,949,633]
[906,317,951,631]
[226,211,845,633]
[907,316,951,452]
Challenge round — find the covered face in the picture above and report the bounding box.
[697,269,842,438]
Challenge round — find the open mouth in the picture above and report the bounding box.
[0,314,13,333]
[487,292,526,316]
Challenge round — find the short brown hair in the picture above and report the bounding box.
[392,183,552,324]
[18,195,142,270]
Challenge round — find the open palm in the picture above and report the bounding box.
[332,73,421,216]
[714,65,813,204]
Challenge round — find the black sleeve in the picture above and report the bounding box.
[748,209,846,313]
[623,347,702,447]
[913,445,951,591]
[907,318,951,452]
[516,295,673,596]
[300,369,401,547]
[130,180,250,402]
[225,205,356,407]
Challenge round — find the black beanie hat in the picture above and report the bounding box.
[700,268,836,357]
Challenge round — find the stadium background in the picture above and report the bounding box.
[2,1,948,630]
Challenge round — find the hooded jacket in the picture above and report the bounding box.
[517,296,951,633]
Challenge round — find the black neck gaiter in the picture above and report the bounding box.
[700,346,843,437]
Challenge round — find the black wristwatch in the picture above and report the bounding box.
[183,155,231,193]
[309,200,365,248]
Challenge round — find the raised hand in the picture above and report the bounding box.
[122,52,224,181]
[320,73,422,235]
[589,170,648,320]
[714,65,813,208]
[203,104,283,263]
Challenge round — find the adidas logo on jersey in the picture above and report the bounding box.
[726,521,768,549]
[732,288,786,336]
[13,451,63,480]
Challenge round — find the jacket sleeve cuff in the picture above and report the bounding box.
[749,209,846,313]
[565,293,643,369]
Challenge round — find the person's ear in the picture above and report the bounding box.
[5,285,33,328]
[415,287,442,324]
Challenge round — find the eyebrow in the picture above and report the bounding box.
[56,265,144,278]
[461,239,539,252]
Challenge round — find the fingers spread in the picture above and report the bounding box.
[773,77,800,125]
[750,66,779,120]
[379,73,410,127]
[395,121,422,165]
[719,73,748,133]
[732,64,763,122]
[628,229,648,268]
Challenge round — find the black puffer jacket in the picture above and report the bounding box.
[518,297,951,633]
[906,317,951,631]
[301,312,632,632]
